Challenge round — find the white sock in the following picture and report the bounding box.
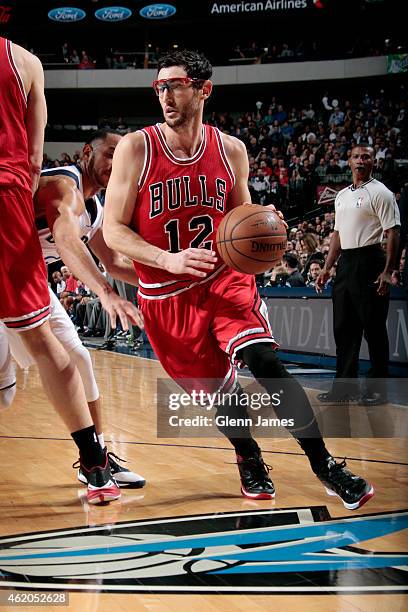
[97,432,105,449]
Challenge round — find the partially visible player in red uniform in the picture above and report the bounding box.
[0,38,122,504]
[104,49,374,510]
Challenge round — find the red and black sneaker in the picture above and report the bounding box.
[316,457,374,510]
[74,449,146,489]
[80,451,121,505]
[237,451,275,500]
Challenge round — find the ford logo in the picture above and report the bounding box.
[95,6,132,22]
[139,4,176,19]
[48,7,86,22]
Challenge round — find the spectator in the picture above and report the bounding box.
[79,52,95,70]
[328,107,345,126]
[288,169,307,216]
[52,270,66,299]
[260,160,272,177]
[279,43,294,58]
[60,152,72,164]
[326,158,343,177]
[115,117,129,134]
[282,253,306,286]
[62,42,70,63]
[301,233,325,280]
[268,264,289,287]
[275,158,289,188]
[306,261,323,287]
[299,252,308,271]
[42,153,53,170]
[113,55,128,69]
[70,49,80,65]
[281,120,294,144]
[314,157,328,179]
[249,168,270,205]
[231,44,245,60]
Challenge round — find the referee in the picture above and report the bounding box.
[316,144,400,406]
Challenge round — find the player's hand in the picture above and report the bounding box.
[374,271,392,296]
[100,290,144,330]
[158,248,218,278]
[241,201,287,225]
[264,204,288,228]
[315,268,330,293]
[391,270,400,286]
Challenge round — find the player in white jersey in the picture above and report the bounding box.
[38,165,104,265]
[0,130,145,491]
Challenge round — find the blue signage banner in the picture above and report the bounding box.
[139,4,177,19]
[48,7,86,22]
[95,6,132,22]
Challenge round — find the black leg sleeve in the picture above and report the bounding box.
[239,343,330,470]
[214,384,260,458]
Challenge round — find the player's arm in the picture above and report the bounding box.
[375,226,400,295]
[373,191,400,295]
[315,230,341,293]
[37,178,142,329]
[88,228,139,287]
[23,49,47,194]
[103,133,217,277]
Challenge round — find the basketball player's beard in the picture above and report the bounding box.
[164,100,198,129]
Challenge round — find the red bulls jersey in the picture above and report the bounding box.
[132,124,235,299]
[0,38,31,192]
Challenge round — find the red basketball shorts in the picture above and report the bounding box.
[0,187,50,330]
[139,265,277,393]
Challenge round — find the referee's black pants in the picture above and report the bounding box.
[332,244,389,394]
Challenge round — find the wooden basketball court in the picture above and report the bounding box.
[0,350,406,611]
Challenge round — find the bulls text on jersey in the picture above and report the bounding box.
[149,176,227,219]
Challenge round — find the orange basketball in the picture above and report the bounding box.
[216,203,287,274]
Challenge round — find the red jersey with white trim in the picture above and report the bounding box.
[132,123,235,299]
[0,37,31,192]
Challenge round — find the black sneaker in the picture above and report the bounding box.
[106,449,146,488]
[96,339,116,351]
[317,390,360,404]
[74,449,146,489]
[237,452,275,500]
[76,451,121,505]
[81,328,97,337]
[316,457,374,510]
[358,392,388,406]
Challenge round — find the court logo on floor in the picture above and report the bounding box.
[0,508,407,594]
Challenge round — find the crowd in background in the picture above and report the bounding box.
[207,87,406,215]
[230,37,407,65]
[32,34,408,70]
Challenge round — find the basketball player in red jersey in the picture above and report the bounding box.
[0,38,124,504]
[104,50,374,510]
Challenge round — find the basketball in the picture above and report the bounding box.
[216,203,287,274]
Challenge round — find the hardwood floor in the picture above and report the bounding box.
[0,350,406,611]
